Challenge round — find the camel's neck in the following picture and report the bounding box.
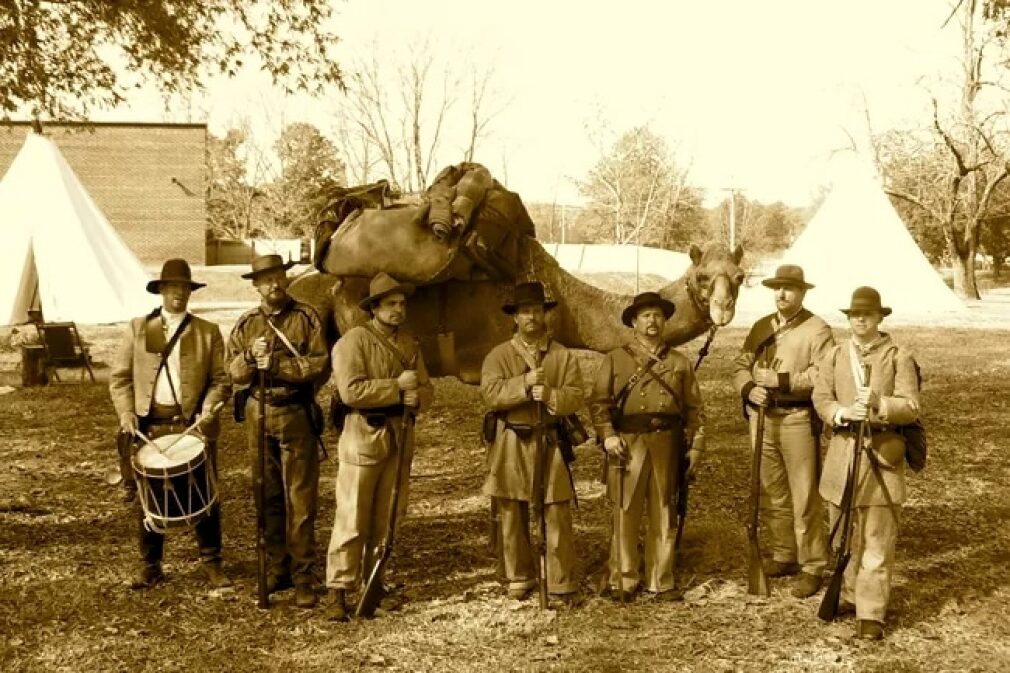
[521,241,712,352]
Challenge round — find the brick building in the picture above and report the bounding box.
[0,121,207,264]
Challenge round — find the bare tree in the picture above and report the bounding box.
[576,125,702,247]
[878,0,1010,298]
[332,39,506,192]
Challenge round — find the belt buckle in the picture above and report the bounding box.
[649,417,663,429]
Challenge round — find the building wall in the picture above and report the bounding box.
[0,122,207,265]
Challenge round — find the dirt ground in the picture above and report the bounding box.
[2,321,1010,673]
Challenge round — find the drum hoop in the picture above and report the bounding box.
[132,445,208,478]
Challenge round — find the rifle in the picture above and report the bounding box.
[672,433,690,591]
[614,454,625,606]
[255,362,269,609]
[746,404,770,596]
[818,363,871,621]
[532,392,550,610]
[356,406,414,618]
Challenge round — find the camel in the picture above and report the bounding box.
[290,237,745,384]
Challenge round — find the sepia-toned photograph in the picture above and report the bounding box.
[1,1,1008,671]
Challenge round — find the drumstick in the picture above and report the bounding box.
[160,401,226,453]
[134,429,165,454]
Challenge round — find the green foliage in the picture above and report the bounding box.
[265,122,346,238]
[207,122,345,241]
[0,0,344,118]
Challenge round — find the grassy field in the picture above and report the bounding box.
[2,325,1010,672]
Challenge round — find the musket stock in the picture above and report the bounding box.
[746,405,770,596]
[818,363,871,621]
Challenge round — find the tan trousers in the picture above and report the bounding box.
[325,436,412,590]
[751,409,827,575]
[498,498,578,595]
[607,451,677,594]
[828,503,900,622]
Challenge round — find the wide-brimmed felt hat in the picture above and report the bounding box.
[621,291,676,327]
[358,272,415,310]
[240,254,297,280]
[762,264,814,290]
[841,286,892,317]
[146,258,206,294]
[502,281,557,314]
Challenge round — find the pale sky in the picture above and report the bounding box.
[93,0,966,207]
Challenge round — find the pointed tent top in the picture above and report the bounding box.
[0,133,153,325]
[774,156,964,316]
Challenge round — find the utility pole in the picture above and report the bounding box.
[722,187,739,249]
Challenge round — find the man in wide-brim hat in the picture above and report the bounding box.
[480,280,586,606]
[732,263,834,599]
[109,258,232,590]
[227,254,330,609]
[590,291,704,601]
[812,286,919,641]
[324,271,433,621]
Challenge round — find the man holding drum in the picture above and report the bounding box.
[228,254,330,609]
[109,258,232,590]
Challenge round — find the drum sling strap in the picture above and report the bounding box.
[145,310,192,420]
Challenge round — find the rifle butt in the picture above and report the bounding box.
[538,554,549,609]
[356,555,387,618]
[746,534,770,597]
[817,556,849,622]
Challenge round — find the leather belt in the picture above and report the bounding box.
[834,423,897,433]
[615,413,681,434]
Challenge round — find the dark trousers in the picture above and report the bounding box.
[135,412,223,567]
[245,399,320,586]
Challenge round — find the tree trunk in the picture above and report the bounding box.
[950,239,981,299]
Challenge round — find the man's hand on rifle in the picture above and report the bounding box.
[604,435,629,462]
[397,369,419,391]
[687,432,705,478]
[747,385,770,407]
[840,404,869,422]
[403,390,419,408]
[856,386,880,412]
[524,367,545,389]
[251,337,272,371]
[530,384,549,402]
[753,367,779,388]
[119,411,139,435]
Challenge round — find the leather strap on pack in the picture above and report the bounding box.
[365,322,417,371]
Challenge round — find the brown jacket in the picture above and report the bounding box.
[590,341,703,508]
[331,322,433,466]
[227,299,329,393]
[732,309,835,410]
[480,336,585,504]
[814,334,920,506]
[109,311,231,439]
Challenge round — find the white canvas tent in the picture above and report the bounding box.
[0,133,153,325]
[776,157,964,316]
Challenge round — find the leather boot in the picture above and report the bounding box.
[131,563,164,590]
[324,589,348,622]
[790,572,822,598]
[763,560,801,578]
[856,619,885,640]
[204,562,233,589]
[295,583,317,609]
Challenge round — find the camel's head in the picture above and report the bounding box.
[686,243,745,326]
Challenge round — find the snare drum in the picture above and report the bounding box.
[132,434,217,532]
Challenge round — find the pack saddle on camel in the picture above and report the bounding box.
[288,162,747,383]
